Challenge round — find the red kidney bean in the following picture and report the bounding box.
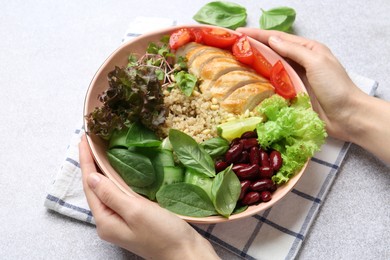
[241,191,261,205]
[250,178,275,191]
[260,150,270,167]
[260,191,272,202]
[215,160,228,173]
[259,166,273,179]
[225,142,243,163]
[268,183,277,192]
[269,150,282,171]
[239,180,251,200]
[236,164,259,180]
[229,138,241,147]
[249,146,261,165]
[236,150,249,164]
[241,130,257,139]
[240,138,259,150]
[232,163,248,173]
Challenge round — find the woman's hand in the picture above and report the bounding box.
[237,28,366,142]
[237,28,390,163]
[79,135,220,259]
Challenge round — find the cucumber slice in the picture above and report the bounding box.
[161,166,184,186]
[217,117,263,141]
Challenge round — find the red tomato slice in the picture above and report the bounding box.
[190,28,203,43]
[252,48,273,78]
[270,60,297,99]
[232,36,254,65]
[200,28,238,49]
[169,28,193,50]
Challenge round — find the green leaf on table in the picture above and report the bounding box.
[193,1,247,29]
[260,6,296,32]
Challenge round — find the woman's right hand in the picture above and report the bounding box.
[237,28,390,164]
[237,28,367,142]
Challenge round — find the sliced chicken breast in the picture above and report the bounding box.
[198,57,248,92]
[209,70,269,100]
[189,49,234,77]
[221,82,275,114]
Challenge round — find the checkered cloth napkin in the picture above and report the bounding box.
[44,17,379,260]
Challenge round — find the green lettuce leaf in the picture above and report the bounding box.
[256,94,327,184]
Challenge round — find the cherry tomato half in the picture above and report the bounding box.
[252,48,273,78]
[200,28,238,49]
[232,36,254,65]
[190,28,203,43]
[169,28,193,50]
[270,60,297,99]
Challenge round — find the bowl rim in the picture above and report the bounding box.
[83,24,309,224]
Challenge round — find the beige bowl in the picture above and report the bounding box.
[84,25,308,224]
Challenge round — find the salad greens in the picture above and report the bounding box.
[256,93,327,184]
[86,37,199,140]
[104,122,241,218]
[193,1,247,29]
[260,7,296,32]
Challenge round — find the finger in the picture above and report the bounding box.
[79,135,110,216]
[237,27,306,45]
[86,171,137,218]
[266,36,319,68]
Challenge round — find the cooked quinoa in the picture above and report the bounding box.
[157,88,259,143]
[156,88,223,142]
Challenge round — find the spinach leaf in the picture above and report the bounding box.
[260,7,296,32]
[169,129,216,177]
[211,165,241,217]
[174,71,197,97]
[200,137,230,159]
[193,1,247,30]
[131,149,175,200]
[107,148,155,187]
[125,121,161,147]
[108,127,129,149]
[156,183,217,217]
[108,121,161,148]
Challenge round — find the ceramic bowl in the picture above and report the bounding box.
[83,25,308,224]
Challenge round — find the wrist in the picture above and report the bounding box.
[159,230,220,260]
[344,94,390,163]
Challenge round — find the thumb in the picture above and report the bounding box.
[268,36,314,68]
[87,173,136,217]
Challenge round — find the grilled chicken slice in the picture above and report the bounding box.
[189,49,234,77]
[221,82,275,114]
[209,70,269,100]
[175,43,277,114]
[175,42,201,60]
[198,57,248,92]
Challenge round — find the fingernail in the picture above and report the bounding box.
[88,173,101,189]
[270,36,282,43]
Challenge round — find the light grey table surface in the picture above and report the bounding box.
[1,0,389,259]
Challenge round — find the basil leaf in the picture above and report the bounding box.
[211,165,241,217]
[174,71,197,97]
[200,137,230,159]
[107,148,155,187]
[169,129,216,177]
[193,1,247,29]
[260,7,296,32]
[156,183,217,217]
